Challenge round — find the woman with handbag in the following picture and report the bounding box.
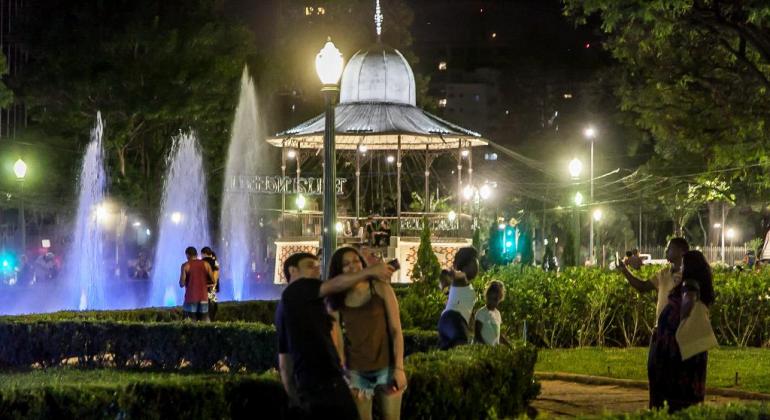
[649,250,716,412]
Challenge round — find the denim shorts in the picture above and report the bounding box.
[345,367,393,398]
[183,301,208,314]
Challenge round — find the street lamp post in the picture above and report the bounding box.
[316,38,344,274]
[13,158,27,255]
[584,126,597,265]
[574,191,583,266]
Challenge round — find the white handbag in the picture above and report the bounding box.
[676,300,718,360]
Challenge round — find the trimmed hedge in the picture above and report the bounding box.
[588,402,770,419]
[0,320,438,371]
[0,344,538,419]
[403,344,540,419]
[0,370,288,420]
[0,300,278,324]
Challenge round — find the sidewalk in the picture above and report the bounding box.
[532,373,769,418]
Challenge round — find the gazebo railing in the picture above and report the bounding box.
[278,211,473,239]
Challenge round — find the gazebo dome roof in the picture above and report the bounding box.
[340,43,415,106]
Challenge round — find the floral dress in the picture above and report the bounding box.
[648,279,708,412]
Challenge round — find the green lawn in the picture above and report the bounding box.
[536,347,770,394]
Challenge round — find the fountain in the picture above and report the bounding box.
[220,66,264,300]
[62,112,108,310]
[150,131,211,307]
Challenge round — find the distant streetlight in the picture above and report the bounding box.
[296,194,306,211]
[447,210,457,222]
[726,227,735,239]
[584,125,597,265]
[461,149,470,158]
[13,158,27,254]
[316,37,344,273]
[479,184,492,200]
[386,155,395,163]
[287,149,297,159]
[358,145,368,153]
[171,212,183,225]
[593,208,603,222]
[574,192,584,206]
[568,158,582,179]
[463,185,474,200]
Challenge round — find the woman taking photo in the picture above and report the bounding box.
[327,247,406,420]
[437,247,479,350]
[649,250,715,412]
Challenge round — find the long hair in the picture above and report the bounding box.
[682,250,715,306]
[327,247,367,310]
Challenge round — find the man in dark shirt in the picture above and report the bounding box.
[200,247,219,321]
[276,252,394,419]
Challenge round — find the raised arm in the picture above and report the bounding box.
[617,260,655,293]
[319,263,395,297]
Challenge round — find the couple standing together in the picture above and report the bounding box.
[618,238,716,412]
[276,247,406,420]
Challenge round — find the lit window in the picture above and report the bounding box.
[563,93,573,99]
[305,6,313,15]
[438,61,447,71]
[317,7,325,15]
[438,98,447,108]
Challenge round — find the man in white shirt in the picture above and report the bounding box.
[617,237,689,408]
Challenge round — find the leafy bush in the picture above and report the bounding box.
[397,264,770,348]
[0,320,438,371]
[412,218,442,285]
[590,402,770,419]
[0,300,278,324]
[0,343,537,420]
[0,369,288,420]
[403,343,539,419]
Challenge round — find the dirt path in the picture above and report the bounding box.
[532,380,751,417]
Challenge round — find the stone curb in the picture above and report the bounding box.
[535,371,770,401]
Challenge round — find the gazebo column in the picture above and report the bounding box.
[424,145,430,213]
[457,140,463,217]
[396,135,402,237]
[281,140,286,237]
[355,147,361,222]
[468,146,473,186]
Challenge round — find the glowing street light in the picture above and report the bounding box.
[447,210,457,222]
[479,184,492,200]
[463,185,474,200]
[315,38,344,85]
[593,208,603,222]
[568,158,582,179]
[170,212,183,224]
[296,194,306,211]
[386,155,395,163]
[726,228,735,240]
[574,192,584,206]
[13,158,27,179]
[316,37,344,273]
[583,126,597,139]
[358,144,368,153]
[287,149,297,159]
[461,149,470,158]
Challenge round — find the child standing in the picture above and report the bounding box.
[474,281,509,346]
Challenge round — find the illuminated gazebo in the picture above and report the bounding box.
[267,5,488,282]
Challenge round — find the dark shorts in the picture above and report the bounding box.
[438,310,470,350]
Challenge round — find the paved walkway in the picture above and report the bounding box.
[532,380,752,417]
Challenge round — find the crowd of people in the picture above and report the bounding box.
[274,245,506,419]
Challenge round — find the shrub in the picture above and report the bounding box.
[591,402,770,419]
[0,300,278,324]
[0,343,538,420]
[412,218,442,285]
[403,343,539,419]
[0,320,439,371]
[397,264,770,348]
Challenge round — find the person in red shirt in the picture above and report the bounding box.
[179,246,214,322]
